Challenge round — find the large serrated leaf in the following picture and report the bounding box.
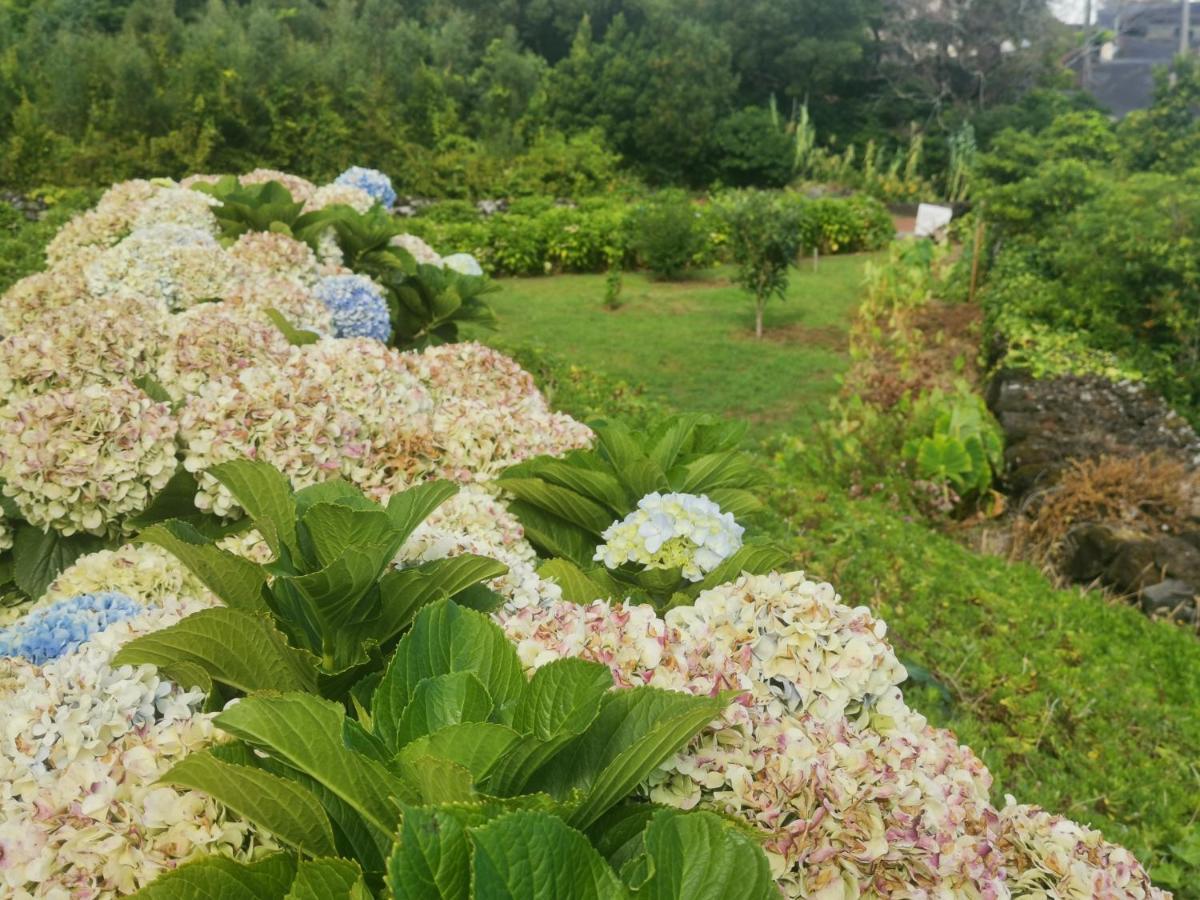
[667,451,744,494]
[470,810,628,899]
[681,543,791,599]
[126,852,297,899]
[302,503,397,570]
[496,479,614,534]
[392,672,495,749]
[209,459,299,563]
[536,559,610,604]
[216,692,405,839]
[373,600,525,749]
[630,808,776,899]
[279,547,385,639]
[388,806,473,900]
[521,461,630,513]
[487,659,611,796]
[399,723,524,784]
[284,858,370,900]
[112,608,317,694]
[137,520,267,611]
[12,526,108,600]
[506,500,596,567]
[376,555,509,647]
[160,750,337,857]
[526,688,728,830]
[386,481,459,545]
[397,754,477,804]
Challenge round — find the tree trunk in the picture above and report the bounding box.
[755,298,764,339]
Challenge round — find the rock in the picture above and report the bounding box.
[1140,579,1196,618]
[1062,524,1125,581]
[1105,535,1200,594]
[987,369,1200,500]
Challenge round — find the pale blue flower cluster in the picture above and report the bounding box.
[0,591,141,664]
[314,274,393,342]
[334,166,397,208]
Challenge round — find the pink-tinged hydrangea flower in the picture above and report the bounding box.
[302,183,374,214]
[390,233,443,267]
[129,187,221,235]
[240,168,316,202]
[314,227,346,273]
[0,266,92,335]
[0,597,278,898]
[992,799,1165,898]
[0,383,178,537]
[44,180,159,266]
[178,338,433,515]
[41,544,215,610]
[397,485,562,613]
[222,274,333,335]
[405,342,593,482]
[496,572,1166,898]
[156,302,294,400]
[227,232,320,286]
[84,226,245,312]
[0,295,168,398]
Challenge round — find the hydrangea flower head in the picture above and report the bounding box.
[313,274,393,342]
[595,492,743,582]
[0,592,141,664]
[442,253,484,277]
[334,166,397,208]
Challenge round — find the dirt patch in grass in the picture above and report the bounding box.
[734,323,848,350]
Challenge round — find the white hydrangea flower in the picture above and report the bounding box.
[40,543,215,610]
[0,266,91,334]
[390,233,443,267]
[84,225,244,312]
[442,252,484,277]
[222,273,334,335]
[130,187,221,235]
[595,492,743,582]
[240,168,316,202]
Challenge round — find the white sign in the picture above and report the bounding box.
[915,203,954,238]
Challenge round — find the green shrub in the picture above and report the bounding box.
[902,387,1004,503]
[627,192,705,280]
[711,106,794,188]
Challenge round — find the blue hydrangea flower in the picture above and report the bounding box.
[314,274,393,342]
[0,591,142,664]
[333,166,397,208]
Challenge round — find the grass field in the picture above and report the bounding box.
[468,255,872,439]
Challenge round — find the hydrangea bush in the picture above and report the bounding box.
[0,169,1170,899]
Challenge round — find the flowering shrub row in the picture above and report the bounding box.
[403,191,894,277]
[0,169,1170,898]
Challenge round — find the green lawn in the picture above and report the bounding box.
[467,256,872,438]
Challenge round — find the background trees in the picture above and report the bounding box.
[0,0,1069,189]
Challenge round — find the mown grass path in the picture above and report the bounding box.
[469,256,873,439]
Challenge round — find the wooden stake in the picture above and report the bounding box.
[968,210,985,305]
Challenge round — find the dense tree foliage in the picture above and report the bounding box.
[0,0,1069,190]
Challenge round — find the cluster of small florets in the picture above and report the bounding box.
[130,186,221,235]
[156,302,295,399]
[0,267,91,334]
[303,182,375,214]
[334,165,397,208]
[0,592,141,664]
[0,383,178,536]
[84,224,242,311]
[595,492,743,581]
[222,273,334,334]
[313,273,393,342]
[391,232,444,267]
[497,572,1168,898]
[44,179,159,265]
[228,231,321,285]
[40,543,215,611]
[177,339,433,514]
[0,295,167,397]
[408,342,594,481]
